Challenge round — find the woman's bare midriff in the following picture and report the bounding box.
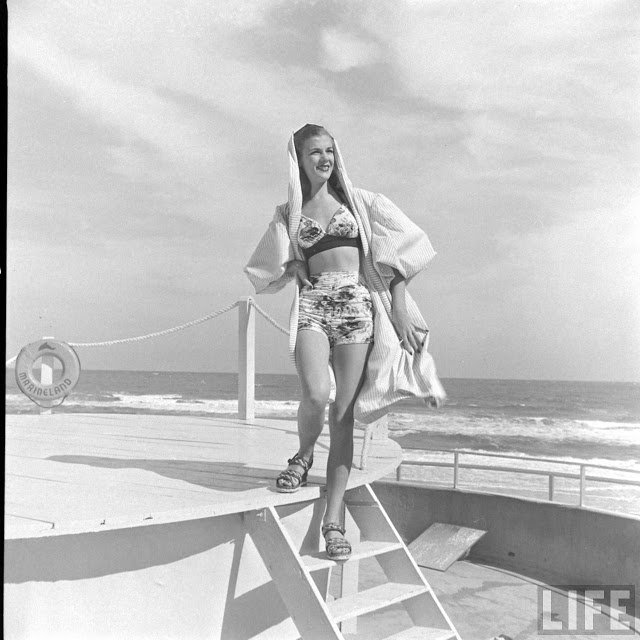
[307,246,361,275]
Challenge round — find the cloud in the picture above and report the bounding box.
[6,0,640,378]
[359,0,640,182]
[9,31,217,167]
[362,1,638,111]
[8,1,347,171]
[319,28,381,72]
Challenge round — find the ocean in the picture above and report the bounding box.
[6,371,640,513]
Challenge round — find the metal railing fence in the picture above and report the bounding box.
[393,448,640,511]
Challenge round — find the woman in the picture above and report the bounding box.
[245,124,445,561]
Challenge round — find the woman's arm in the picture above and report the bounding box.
[390,269,428,355]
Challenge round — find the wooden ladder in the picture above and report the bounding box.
[244,483,461,640]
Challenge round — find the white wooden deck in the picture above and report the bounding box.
[5,413,402,539]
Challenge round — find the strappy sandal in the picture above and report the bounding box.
[275,453,313,493]
[322,522,352,561]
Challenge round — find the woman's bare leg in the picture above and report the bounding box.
[324,342,372,538]
[278,329,330,488]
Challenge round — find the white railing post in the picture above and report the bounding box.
[453,452,459,489]
[579,465,586,507]
[548,474,555,501]
[359,415,388,470]
[237,298,255,422]
[40,336,55,415]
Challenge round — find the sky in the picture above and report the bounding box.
[6,0,640,381]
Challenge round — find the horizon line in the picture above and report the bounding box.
[5,367,639,385]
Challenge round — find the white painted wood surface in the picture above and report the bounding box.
[408,523,487,571]
[246,506,343,639]
[301,540,403,571]
[344,484,462,638]
[5,413,402,538]
[237,297,255,421]
[328,582,428,622]
[383,627,456,640]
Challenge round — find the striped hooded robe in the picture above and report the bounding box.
[244,132,446,423]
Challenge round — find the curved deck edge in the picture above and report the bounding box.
[5,413,402,539]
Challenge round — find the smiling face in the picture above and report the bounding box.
[299,134,335,187]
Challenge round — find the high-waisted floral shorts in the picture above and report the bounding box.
[298,271,374,348]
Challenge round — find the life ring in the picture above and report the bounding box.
[15,340,81,408]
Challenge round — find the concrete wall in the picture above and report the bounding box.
[373,481,640,602]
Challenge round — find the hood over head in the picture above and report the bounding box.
[286,124,371,262]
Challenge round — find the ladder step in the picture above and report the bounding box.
[328,582,428,623]
[302,540,404,571]
[382,626,457,640]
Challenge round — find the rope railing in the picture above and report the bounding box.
[5,298,294,368]
[68,301,240,347]
[5,300,245,365]
[251,301,290,336]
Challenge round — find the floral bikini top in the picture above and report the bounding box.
[297,203,361,260]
